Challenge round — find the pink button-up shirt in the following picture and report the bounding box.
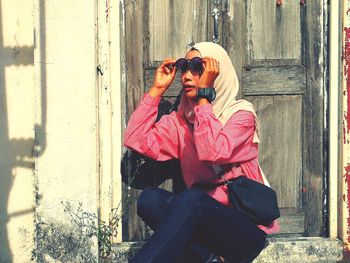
[124,93,279,234]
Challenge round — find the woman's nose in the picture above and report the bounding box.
[183,69,193,80]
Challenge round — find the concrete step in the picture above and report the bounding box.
[104,237,343,263]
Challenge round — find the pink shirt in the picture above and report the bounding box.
[124,93,279,234]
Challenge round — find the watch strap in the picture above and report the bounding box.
[197,87,216,102]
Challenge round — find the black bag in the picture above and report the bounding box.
[226,176,280,226]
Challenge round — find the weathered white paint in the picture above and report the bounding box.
[110,0,123,243]
[0,0,35,261]
[329,0,340,239]
[33,0,99,260]
[97,0,114,233]
[342,0,350,252]
[97,0,123,243]
[0,0,124,260]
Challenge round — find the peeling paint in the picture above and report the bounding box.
[345,163,350,243]
[343,27,350,141]
[344,14,350,245]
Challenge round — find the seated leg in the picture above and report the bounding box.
[131,188,267,263]
[137,186,175,230]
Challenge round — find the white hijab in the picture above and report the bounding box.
[178,42,260,143]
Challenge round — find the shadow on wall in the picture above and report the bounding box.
[0,0,46,260]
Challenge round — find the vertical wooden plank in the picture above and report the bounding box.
[96,0,125,244]
[149,0,170,61]
[149,0,208,62]
[328,0,340,239]
[124,0,146,121]
[123,0,148,241]
[302,0,327,236]
[97,0,114,234]
[223,0,245,99]
[109,0,123,243]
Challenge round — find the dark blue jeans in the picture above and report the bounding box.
[131,187,267,263]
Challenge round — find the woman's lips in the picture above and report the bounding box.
[183,85,196,92]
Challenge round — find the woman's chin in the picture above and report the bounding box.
[183,88,197,99]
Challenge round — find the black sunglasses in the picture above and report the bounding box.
[175,57,203,74]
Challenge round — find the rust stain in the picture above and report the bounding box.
[344,164,350,243]
[344,23,350,243]
[344,27,350,142]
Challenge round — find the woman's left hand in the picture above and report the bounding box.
[198,57,220,88]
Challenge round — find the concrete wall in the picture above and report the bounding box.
[0,0,35,261]
[0,0,110,261]
[32,0,100,261]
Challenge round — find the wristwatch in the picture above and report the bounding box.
[197,87,216,102]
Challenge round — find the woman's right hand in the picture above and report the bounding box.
[149,59,177,98]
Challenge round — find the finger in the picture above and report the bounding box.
[164,66,170,74]
[207,59,215,72]
[213,60,219,73]
[162,58,176,66]
[201,57,210,70]
[202,57,210,65]
[207,58,219,72]
[215,61,220,73]
[162,59,177,72]
[209,58,215,71]
[202,57,216,71]
[170,67,177,77]
[156,61,174,76]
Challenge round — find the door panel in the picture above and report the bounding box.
[242,66,306,95]
[246,0,301,63]
[248,95,302,209]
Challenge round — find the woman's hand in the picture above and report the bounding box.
[149,58,177,98]
[198,57,220,88]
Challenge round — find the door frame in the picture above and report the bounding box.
[96,0,123,243]
[115,0,345,241]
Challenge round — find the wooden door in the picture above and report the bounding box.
[121,0,326,240]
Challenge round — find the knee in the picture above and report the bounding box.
[173,188,208,209]
[137,187,166,218]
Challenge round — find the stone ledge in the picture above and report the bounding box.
[254,237,343,263]
[103,237,343,263]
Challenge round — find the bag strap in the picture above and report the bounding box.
[258,165,270,187]
[212,163,271,188]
